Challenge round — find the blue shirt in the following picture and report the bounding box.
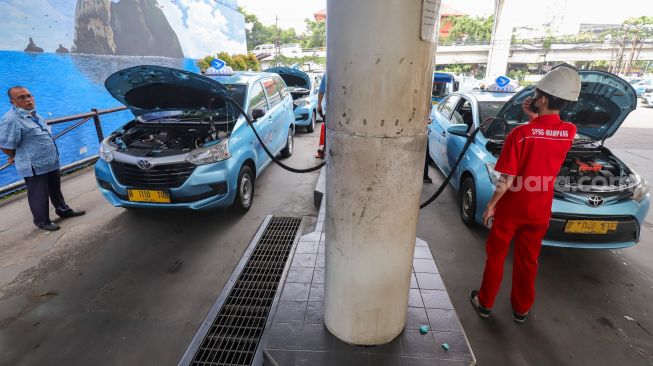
[319,71,327,112]
[0,106,60,177]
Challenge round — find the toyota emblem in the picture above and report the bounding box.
[587,196,604,207]
[137,159,153,170]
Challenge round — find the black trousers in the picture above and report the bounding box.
[24,170,70,226]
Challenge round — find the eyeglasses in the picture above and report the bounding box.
[14,94,34,101]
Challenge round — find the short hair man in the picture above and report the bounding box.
[469,67,581,323]
[0,86,85,231]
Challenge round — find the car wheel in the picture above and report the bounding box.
[460,176,476,226]
[306,112,316,133]
[280,128,294,158]
[233,165,254,212]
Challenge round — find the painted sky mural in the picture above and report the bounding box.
[0,0,247,58]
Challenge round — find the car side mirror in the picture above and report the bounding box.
[447,124,469,137]
[251,108,265,121]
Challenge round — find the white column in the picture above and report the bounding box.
[324,0,438,345]
[486,0,515,79]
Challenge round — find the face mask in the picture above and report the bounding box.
[16,106,35,114]
[529,97,540,114]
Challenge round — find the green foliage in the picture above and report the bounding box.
[445,15,494,43]
[197,52,261,73]
[302,19,326,49]
[507,69,528,82]
[441,64,472,75]
[272,54,326,68]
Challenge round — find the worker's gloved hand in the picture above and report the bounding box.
[522,97,539,121]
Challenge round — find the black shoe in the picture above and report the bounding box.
[470,290,491,318]
[57,209,86,218]
[37,222,60,231]
[512,311,528,324]
[423,176,433,183]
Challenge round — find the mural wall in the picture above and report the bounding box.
[0,0,246,57]
[0,0,247,187]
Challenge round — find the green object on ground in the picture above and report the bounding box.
[442,343,450,351]
[419,325,429,334]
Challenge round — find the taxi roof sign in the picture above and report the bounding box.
[205,65,234,76]
[495,75,510,87]
[210,58,226,70]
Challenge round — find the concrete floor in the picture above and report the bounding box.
[1,104,652,366]
[417,104,653,366]
[0,127,322,366]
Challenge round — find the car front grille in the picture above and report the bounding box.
[110,161,196,188]
[545,214,640,244]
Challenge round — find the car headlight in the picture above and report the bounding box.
[294,98,310,107]
[485,163,500,185]
[186,139,231,165]
[99,142,114,162]
[633,179,649,202]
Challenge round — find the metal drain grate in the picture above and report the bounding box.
[188,216,302,366]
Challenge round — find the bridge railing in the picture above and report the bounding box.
[0,106,127,195]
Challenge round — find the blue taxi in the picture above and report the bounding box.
[265,67,321,132]
[95,65,295,211]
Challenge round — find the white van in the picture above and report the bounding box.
[252,44,276,56]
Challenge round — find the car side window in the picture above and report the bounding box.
[439,95,460,120]
[273,76,290,100]
[248,81,268,115]
[262,78,282,108]
[451,98,474,131]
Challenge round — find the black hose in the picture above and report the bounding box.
[223,95,325,174]
[420,127,480,209]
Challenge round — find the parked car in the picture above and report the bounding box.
[95,65,295,211]
[427,70,649,249]
[633,78,653,97]
[280,43,302,57]
[642,89,653,107]
[432,72,458,104]
[252,43,276,56]
[265,67,321,132]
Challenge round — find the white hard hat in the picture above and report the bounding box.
[536,66,581,102]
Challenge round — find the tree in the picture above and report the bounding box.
[197,52,261,73]
[445,15,494,43]
[240,7,303,50]
[603,16,653,74]
[302,19,326,49]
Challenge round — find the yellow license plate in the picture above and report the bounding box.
[127,189,170,203]
[564,220,618,234]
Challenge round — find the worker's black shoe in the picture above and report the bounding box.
[423,176,433,183]
[37,222,60,231]
[512,311,528,324]
[57,209,86,218]
[470,290,491,318]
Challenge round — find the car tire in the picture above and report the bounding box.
[233,165,254,212]
[460,176,477,226]
[280,128,294,158]
[306,112,316,133]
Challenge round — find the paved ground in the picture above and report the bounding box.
[0,127,322,366]
[417,102,653,366]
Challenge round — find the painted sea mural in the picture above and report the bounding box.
[0,0,246,187]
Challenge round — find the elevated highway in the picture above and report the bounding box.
[435,41,653,65]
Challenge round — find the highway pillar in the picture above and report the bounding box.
[324,0,438,345]
[486,0,516,79]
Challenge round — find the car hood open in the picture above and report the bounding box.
[105,65,236,116]
[265,66,311,89]
[495,70,637,141]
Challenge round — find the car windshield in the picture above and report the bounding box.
[478,101,506,123]
[139,84,246,123]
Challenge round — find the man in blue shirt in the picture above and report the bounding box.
[0,86,85,231]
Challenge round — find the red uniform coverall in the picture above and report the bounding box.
[478,114,576,314]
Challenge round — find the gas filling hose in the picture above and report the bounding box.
[224,95,478,208]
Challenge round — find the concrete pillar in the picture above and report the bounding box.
[486,0,515,79]
[324,0,438,345]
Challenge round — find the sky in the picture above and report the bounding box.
[237,0,652,35]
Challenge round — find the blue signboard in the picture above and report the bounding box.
[495,75,510,87]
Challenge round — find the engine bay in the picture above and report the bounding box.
[108,122,227,157]
[557,149,632,191]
